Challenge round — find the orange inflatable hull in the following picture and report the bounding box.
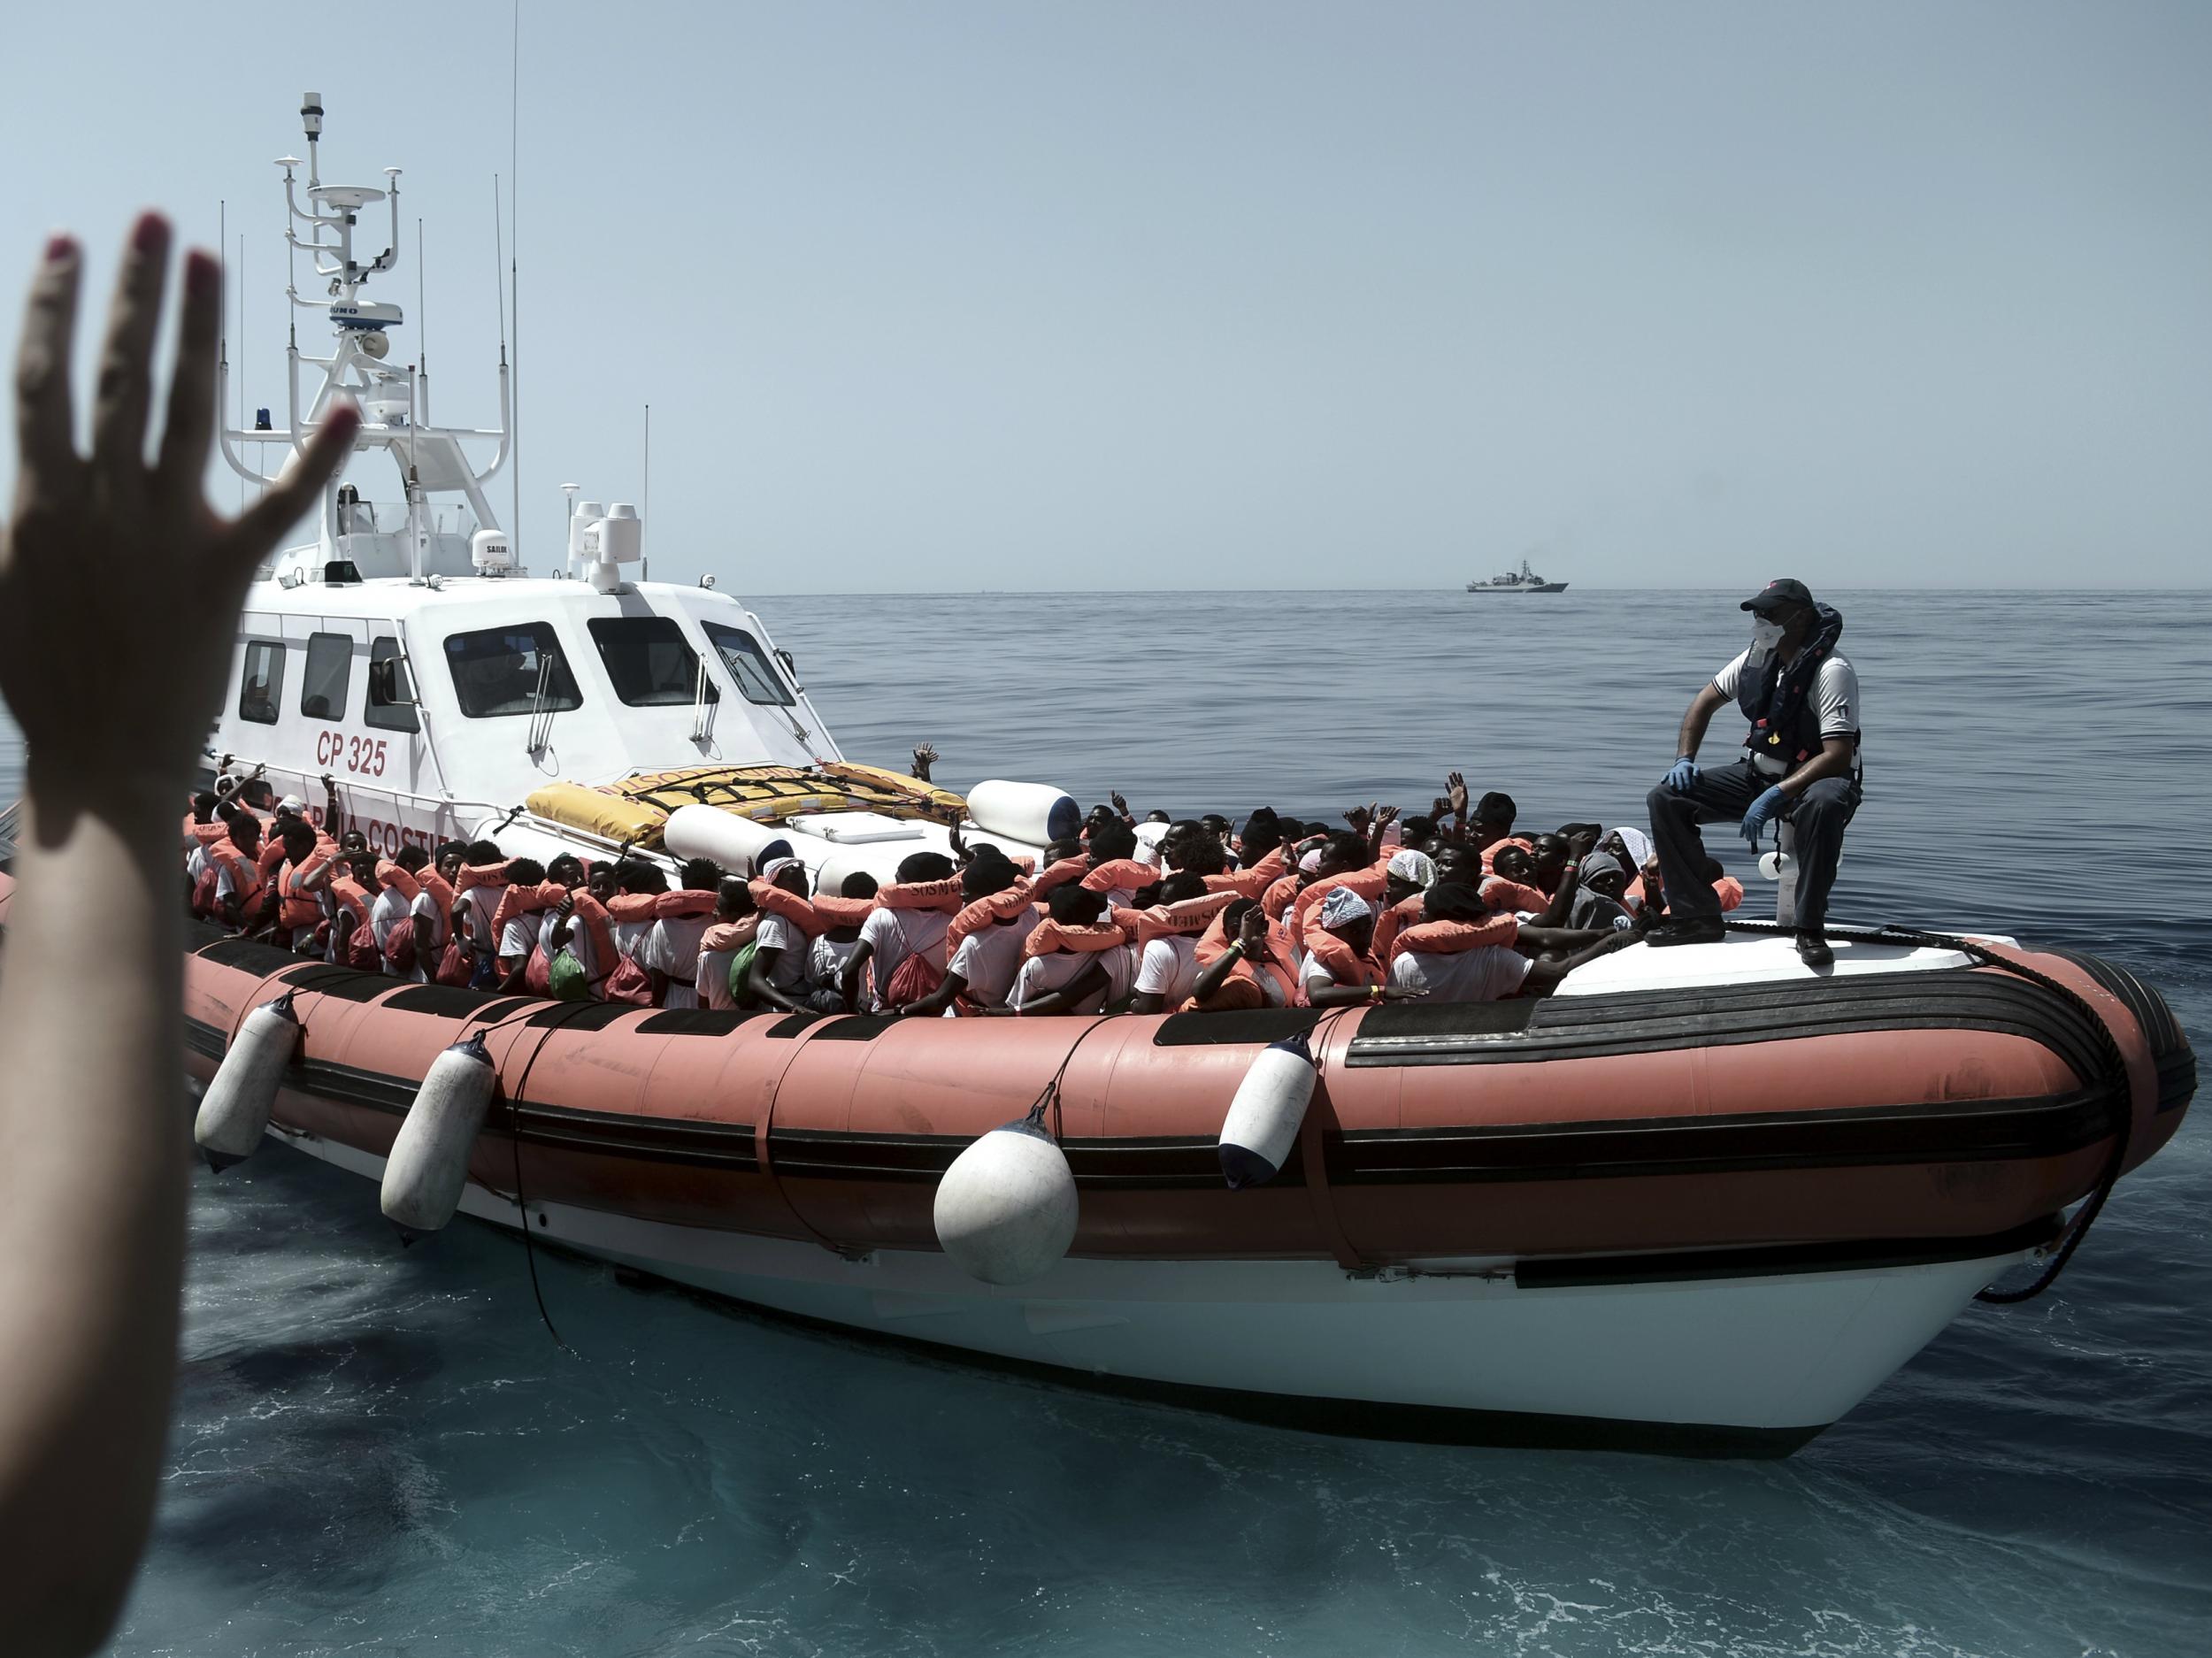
[171,923,2190,1270]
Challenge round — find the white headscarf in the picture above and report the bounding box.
[1318,887,1375,929]
[1608,825,1655,870]
[1386,849,1436,890]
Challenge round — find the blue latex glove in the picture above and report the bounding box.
[1740,785,1786,845]
[1663,756,1700,792]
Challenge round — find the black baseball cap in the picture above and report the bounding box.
[1741,577,1814,616]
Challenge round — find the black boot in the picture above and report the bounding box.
[1644,916,1725,948]
[1795,930,1833,968]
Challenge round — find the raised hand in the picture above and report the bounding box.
[909,742,938,780]
[1110,791,1131,818]
[1446,771,1469,819]
[1374,804,1400,831]
[0,217,357,823]
[1343,805,1372,833]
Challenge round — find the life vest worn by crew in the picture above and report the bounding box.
[1737,603,1855,778]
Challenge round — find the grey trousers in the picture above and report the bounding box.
[1645,761,1860,933]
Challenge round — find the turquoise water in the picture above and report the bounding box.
[8,587,2209,1655]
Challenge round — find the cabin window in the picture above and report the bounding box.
[300,633,353,721]
[587,617,715,709]
[702,622,796,707]
[365,635,419,733]
[238,640,285,725]
[442,622,583,718]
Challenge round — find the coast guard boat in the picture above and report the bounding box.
[0,96,2188,1458]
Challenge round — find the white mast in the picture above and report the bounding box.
[216,94,514,583]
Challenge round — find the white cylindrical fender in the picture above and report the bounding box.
[193,991,302,1170]
[1217,1032,1316,1188]
[380,1032,498,1236]
[663,803,794,877]
[932,1115,1079,1286]
[965,779,1080,848]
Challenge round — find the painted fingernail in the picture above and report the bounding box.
[132,211,169,253]
[43,233,76,263]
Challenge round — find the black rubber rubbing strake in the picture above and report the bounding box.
[1345,969,2104,1080]
[280,963,397,1002]
[634,1009,772,1037]
[524,1000,634,1032]
[385,984,520,1018]
[1153,1009,1323,1048]
[195,934,307,976]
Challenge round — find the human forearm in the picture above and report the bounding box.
[0,795,188,1648]
[1676,686,1724,760]
[1779,740,1855,798]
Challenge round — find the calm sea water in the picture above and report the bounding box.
[6,588,2208,1657]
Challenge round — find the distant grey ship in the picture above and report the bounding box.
[1466,557,1568,594]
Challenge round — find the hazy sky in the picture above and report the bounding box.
[2,2,2206,590]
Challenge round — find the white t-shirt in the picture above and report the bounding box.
[1010,946,1133,1014]
[498,917,538,964]
[697,943,742,1010]
[644,914,714,1009]
[1133,935,1200,1007]
[1133,821,1171,869]
[458,885,502,953]
[1388,947,1531,1002]
[858,908,953,1012]
[539,907,598,986]
[410,889,447,949]
[808,933,865,999]
[945,912,1040,1009]
[369,887,411,967]
[751,914,812,995]
[186,844,210,883]
[1712,648,1863,773]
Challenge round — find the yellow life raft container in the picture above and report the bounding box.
[524,764,967,850]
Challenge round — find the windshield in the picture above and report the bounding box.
[442,623,583,718]
[588,616,713,708]
[701,621,796,707]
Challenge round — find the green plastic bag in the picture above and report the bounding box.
[726,940,761,1008]
[548,945,591,1002]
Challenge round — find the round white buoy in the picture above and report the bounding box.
[1217,1032,1316,1188]
[380,1032,498,1236]
[193,992,302,1170]
[932,1114,1079,1286]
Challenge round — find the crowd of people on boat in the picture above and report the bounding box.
[180,764,1747,1016]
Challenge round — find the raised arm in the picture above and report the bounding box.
[0,218,354,1653]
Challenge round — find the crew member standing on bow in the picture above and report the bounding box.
[1645,578,1862,967]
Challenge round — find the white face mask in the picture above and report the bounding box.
[1749,617,1786,652]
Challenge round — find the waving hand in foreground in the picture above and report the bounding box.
[0,215,356,1657]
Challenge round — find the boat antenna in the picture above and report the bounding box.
[508,0,521,564]
[641,403,650,582]
[416,216,426,415]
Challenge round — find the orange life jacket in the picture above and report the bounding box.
[1022,917,1132,958]
[1290,859,1392,936]
[1479,874,1548,915]
[876,876,964,913]
[1296,924,1381,1000]
[1079,857,1156,896]
[1389,911,1519,963]
[947,878,1039,952]
[812,894,875,930]
[1184,909,1297,1010]
[1114,890,1234,948]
